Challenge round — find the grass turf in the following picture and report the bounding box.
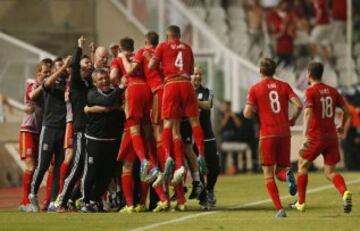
[0,172,359,231]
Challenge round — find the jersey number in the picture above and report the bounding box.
[269,90,280,114]
[320,96,333,118]
[174,51,183,71]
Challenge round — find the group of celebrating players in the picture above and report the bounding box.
[18,24,353,217]
[18,25,219,213]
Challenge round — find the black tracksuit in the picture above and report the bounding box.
[59,47,93,206]
[81,87,125,203]
[31,75,67,202]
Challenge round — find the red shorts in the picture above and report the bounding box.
[299,138,340,165]
[125,82,152,126]
[258,136,290,167]
[19,132,39,160]
[162,79,199,119]
[151,87,163,124]
[64,122,73,149]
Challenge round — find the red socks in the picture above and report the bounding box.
[162,127,172,159]
[121,173,134,207]
[173,138,184,169]
[131,133,146,162]
[44,171,53,203]
[21,170,33,205]
[147,138,158,168]
[297,173,308,204]
[275,169,287,182]
[154,185,168,202]
[174,183,186,205]
[265,178,282,210]
[59,162,69,193]
[332,174,347,195]
[156,141,166,171]
[192,126,204,156]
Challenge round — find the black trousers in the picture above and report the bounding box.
[81,138,120,203]
[203,140,220,191]
[59,132,86,206]
[31,126,65,201]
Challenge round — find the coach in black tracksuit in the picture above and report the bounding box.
[29,57,71,211]
[80,68,124,212]
[58,38,94,208]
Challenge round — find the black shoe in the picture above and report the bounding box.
[80,203,96,213]
[67,200,77,212]
[207,190,217,208]
[188,181,204,200]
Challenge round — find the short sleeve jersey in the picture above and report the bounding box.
[153,39,194,80]
[20,79,43,133]
[111,54,145,83]
[133,47,163,92]
[247,78,296,139]
[304,82,345,139]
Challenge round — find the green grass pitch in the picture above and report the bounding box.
[0,172,359,231]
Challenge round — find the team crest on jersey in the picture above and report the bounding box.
[43,144,48,151]
[88,157,94,164]
[26,148,32,155]
[198,93,203,100]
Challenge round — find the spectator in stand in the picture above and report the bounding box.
[293,0,310,48]
[310,0,331,61]
[246,0,264,53]
[268,1,295,66]
[331,0,347,42]
[219,101,242,174]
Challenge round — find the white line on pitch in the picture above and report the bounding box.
[132,178,360,231]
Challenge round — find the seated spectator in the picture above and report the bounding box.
[246,0,264,52]
[331,0,347,42]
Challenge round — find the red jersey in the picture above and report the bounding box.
[20,79,43,133]
[247,78,296,139]
[304,83,345,140]
[134,47,163,92]
[111,54,145,83]
[153,39,194,80]
[313,0,329,25]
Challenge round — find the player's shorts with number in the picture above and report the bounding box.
[19,132,39,160]
[299,138,340,165]
[162,78,199,119]
[125,81,152,125]
[151,87,163,124]
[64,122,73,149]
[258,136,290,167]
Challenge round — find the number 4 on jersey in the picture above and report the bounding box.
[174,51,183,71]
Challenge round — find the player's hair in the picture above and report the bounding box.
[41,58,53,67]
[92,68,109,82]
[167,25,181,38]
[81,54,91,60]
[53,57,63,63]
[224,100,231,107]
[259,58,276,76]
[120,37,134,52]
[145,32,159,46]
[307,62,323,81]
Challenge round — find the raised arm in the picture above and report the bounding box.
[43,56,72,89]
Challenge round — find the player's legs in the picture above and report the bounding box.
[204,140,220,208]
[59,122,74,193]
[295,156,311,210]
[120,151,136,213]
[162,118,176,178]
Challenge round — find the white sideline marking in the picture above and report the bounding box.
[132,178,360,231]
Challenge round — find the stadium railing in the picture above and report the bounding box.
[0,31,55,108]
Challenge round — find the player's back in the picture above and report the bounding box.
[111,54,144,83]
[154,39,194,80]
[248,78,295,139]
[305,82,344,139]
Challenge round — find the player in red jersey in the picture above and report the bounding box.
[19,59,51,211]
[290,62,352,213]
[244,58,303,218]
[149,24,207,187]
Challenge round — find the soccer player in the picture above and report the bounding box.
[57,36,93,212]
[81,68,124,212]
[28,56,72,212]
[244,58,303,218]
[191,66,219,210]
[148,25,207,210]
[291,62,352,213]
[111,37,153,181]
[19,60,51,211]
